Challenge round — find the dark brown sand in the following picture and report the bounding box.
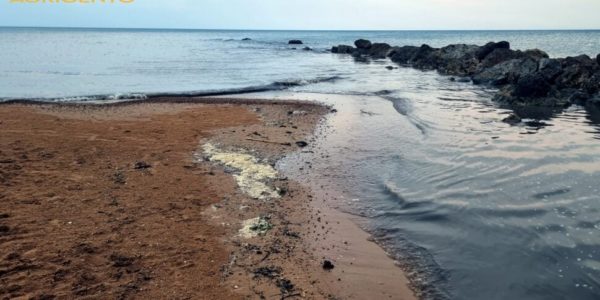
[0,99,415,299]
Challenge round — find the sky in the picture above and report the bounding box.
[1,0,599,30]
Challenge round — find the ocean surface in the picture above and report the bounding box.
[2,28,600,300]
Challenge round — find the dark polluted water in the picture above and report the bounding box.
[245,68,600,300]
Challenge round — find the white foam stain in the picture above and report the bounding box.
[239,217,271,239]
[202,143,280,200]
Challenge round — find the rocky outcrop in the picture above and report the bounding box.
[355,39,372,49]
[288,40,303,45]
[331,39,600,108]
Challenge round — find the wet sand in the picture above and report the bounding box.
[0,99,416,299]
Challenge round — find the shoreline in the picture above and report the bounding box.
[0,98,416,299]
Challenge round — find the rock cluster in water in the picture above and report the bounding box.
[332,39,600,107]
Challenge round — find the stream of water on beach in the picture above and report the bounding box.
[2,28,600,299]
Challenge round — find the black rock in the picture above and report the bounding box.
[502,113,522,125]
[584,71,600,94]
[513,73,552,98]
[302,47,312,51]
[523,49,549,60]
[472,58,538,86]
[479,48,520,69]
[242,38,252,41]
[476,41,510,60]
[354,39,372,49]
[410,44,438,69]
[322,260,335,270]
[134,161,152,170]
[385,66,394,70]
[366,43,392,58]
[388,46,420,65]
[538,58,563,81]
[288,40,303,45]
[295,141,308,148]
[332,45,355,54]
[597,54,600,65]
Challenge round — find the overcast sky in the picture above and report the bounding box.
[1,0,599,30]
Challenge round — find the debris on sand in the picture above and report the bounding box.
[239,217,273,238]
[201,143,280,200]
[134,161,152,170]
[322,260,335,271]
[295,141,308,148]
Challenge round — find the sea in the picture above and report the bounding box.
[1,27,600,300]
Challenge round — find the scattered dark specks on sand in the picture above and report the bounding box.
[322,260,335,271]
[134,161,152,170]
[109,253,135,267]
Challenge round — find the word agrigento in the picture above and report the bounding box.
[9,0,134,4]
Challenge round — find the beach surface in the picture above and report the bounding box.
[0,99,415,300]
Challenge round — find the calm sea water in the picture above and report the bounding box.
[2,28,600,300]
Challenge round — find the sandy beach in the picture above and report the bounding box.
[0,99,415,300]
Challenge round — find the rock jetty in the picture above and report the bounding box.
[332,39,600,107]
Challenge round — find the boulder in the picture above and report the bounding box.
[366,43,392,58]
[242,38,252,41]
[472,58,538,86]
[437,44,480,76]
[476,41,510,60]
[355,39,372,49]
[410,44,439,69]
[513,73,552,98]
[302,47,312,51]
[523,49,549,60]
[288,40,303,45]
[583,71,600,94]
[332,45,355,54]
[388,46,420,65]
[479,48,520,69]
[538,58,563,81]
[502,113,522,125]
[555,55,596,89]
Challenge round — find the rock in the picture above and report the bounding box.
[523,49,549,60]
[472,58,538,86]
[302,47,312,51]
[322,260,335,270]
[555,55,596,89]
[479,48,520,69]
[513,73,552,98]
[295,141,308,148]
[538,58,563,81]
[437,44,480,75]
[242,38,251,41]
[366,43,392,58]
[410,44,438,69]
[332,45,355,54]
[288,40,303,45]
[502,113,522,125]
[597,54,600,65]
[583,71,600,94]
[388,46,420,65]
[385,66,394,70]
[354,39,372,49]
[476,41,510,60]
[134,161,152,170]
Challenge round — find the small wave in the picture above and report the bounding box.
[0,76,343,104]
[379,95,430,135]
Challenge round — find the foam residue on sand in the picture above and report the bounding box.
[201,143,280,200]
[239,217,273,239]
